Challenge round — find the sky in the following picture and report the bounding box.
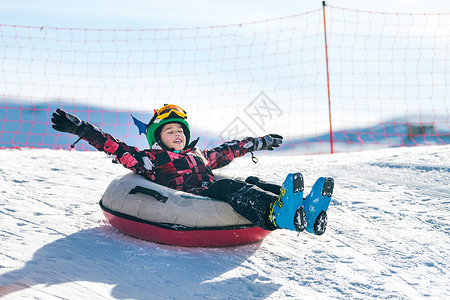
[0,0,448,29]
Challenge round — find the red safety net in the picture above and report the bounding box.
[1,5,449,154]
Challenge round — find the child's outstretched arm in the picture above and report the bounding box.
[204,134,283,169]
[51,108,155,178]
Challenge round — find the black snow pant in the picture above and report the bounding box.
[200,176,282,231]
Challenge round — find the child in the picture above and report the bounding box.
[52,104,329,234]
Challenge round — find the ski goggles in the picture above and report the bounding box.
[154,104,187,120]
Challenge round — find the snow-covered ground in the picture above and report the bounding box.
[1,145,449,299]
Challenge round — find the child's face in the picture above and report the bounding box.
[160,123,186,151]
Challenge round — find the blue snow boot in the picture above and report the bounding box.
[269,173,307,232]
[303,177,334,235]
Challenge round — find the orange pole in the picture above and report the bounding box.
[322,1,334,154]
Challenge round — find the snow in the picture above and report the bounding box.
[1,145,449,299]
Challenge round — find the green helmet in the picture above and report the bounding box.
[145,104,190,150]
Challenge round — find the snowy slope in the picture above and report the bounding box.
[0,145,449,299]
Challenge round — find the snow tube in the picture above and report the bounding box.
[99,173,271,247]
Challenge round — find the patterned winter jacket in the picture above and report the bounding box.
[82,125,259,194]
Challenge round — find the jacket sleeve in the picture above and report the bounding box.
[203,137,257,169]
[81,124,156,179]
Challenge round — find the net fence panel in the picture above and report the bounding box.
[326,7,450,152]
[1,6,449,154]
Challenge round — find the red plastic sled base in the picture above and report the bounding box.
[102,210,272,247]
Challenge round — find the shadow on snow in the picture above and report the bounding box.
[0,226,280,299]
